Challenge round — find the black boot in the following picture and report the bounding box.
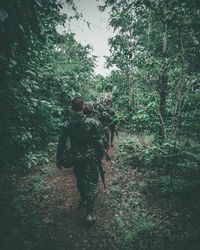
[85,205,96,223]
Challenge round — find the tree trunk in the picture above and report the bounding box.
[159,3,168,141]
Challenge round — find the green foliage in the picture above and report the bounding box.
[99,1,200,220]
[131,100,160,133]
[117,137,200,198]
[100,0,200,141]
[114,214,161,250]
[105,168,168,250]
[0,1,96,173]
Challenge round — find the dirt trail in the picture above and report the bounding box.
[13,132,129,250]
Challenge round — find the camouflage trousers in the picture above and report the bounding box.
[74,158,100,215]
[109,123,116,145]
[103,127,110,149]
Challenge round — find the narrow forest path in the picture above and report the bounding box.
[3,131,197,250]
[13,131,132,250]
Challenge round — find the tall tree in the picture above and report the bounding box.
[100,0,200,140]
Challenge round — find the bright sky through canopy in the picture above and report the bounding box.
[57,0,114,76]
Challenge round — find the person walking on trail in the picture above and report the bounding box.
[83,102,101,121]
[99,98,117,149]
[56,96,104,223]
[104,99,117,147]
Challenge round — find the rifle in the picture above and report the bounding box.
[98,150,112,189]
[115,128,119,139]
[98,164,106,189]
[104,150,112,165]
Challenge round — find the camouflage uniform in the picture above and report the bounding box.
[92,103,109,149]
[103,105,117,146]
[57,111,104,216]
[84,102,101,122]
[95,103,104,117]
[84,102,108,149]
[101,110,112,149]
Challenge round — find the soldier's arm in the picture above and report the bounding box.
[56,122,69,169]
[110,108,115,117]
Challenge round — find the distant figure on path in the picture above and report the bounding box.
[104,98,117,147]
[98,98,117,149]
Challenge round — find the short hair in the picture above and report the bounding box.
[84,102,94,115]
[72,96,84,111]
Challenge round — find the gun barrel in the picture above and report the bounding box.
[104,150,112,165]
[99,165,106,189]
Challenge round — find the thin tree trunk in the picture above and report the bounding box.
[159,3,168,141]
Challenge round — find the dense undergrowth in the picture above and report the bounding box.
[104,135,200,250]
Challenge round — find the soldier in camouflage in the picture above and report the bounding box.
[103,99,117,147]
[97,98,117,149]
[84,102,101,121]
[101,109,112,149]
[56,97,104,223]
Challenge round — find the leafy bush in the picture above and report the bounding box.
[0,2,96,173]
[117,137,200,196]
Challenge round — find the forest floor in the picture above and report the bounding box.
[1,131,200,250]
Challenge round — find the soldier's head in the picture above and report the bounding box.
[84,102,94,115]
[106,98,112,106]
[72,96,84,112]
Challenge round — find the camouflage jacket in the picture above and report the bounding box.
[84,110,101,122]
[57,111,104,162]
[103,105,115,117]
